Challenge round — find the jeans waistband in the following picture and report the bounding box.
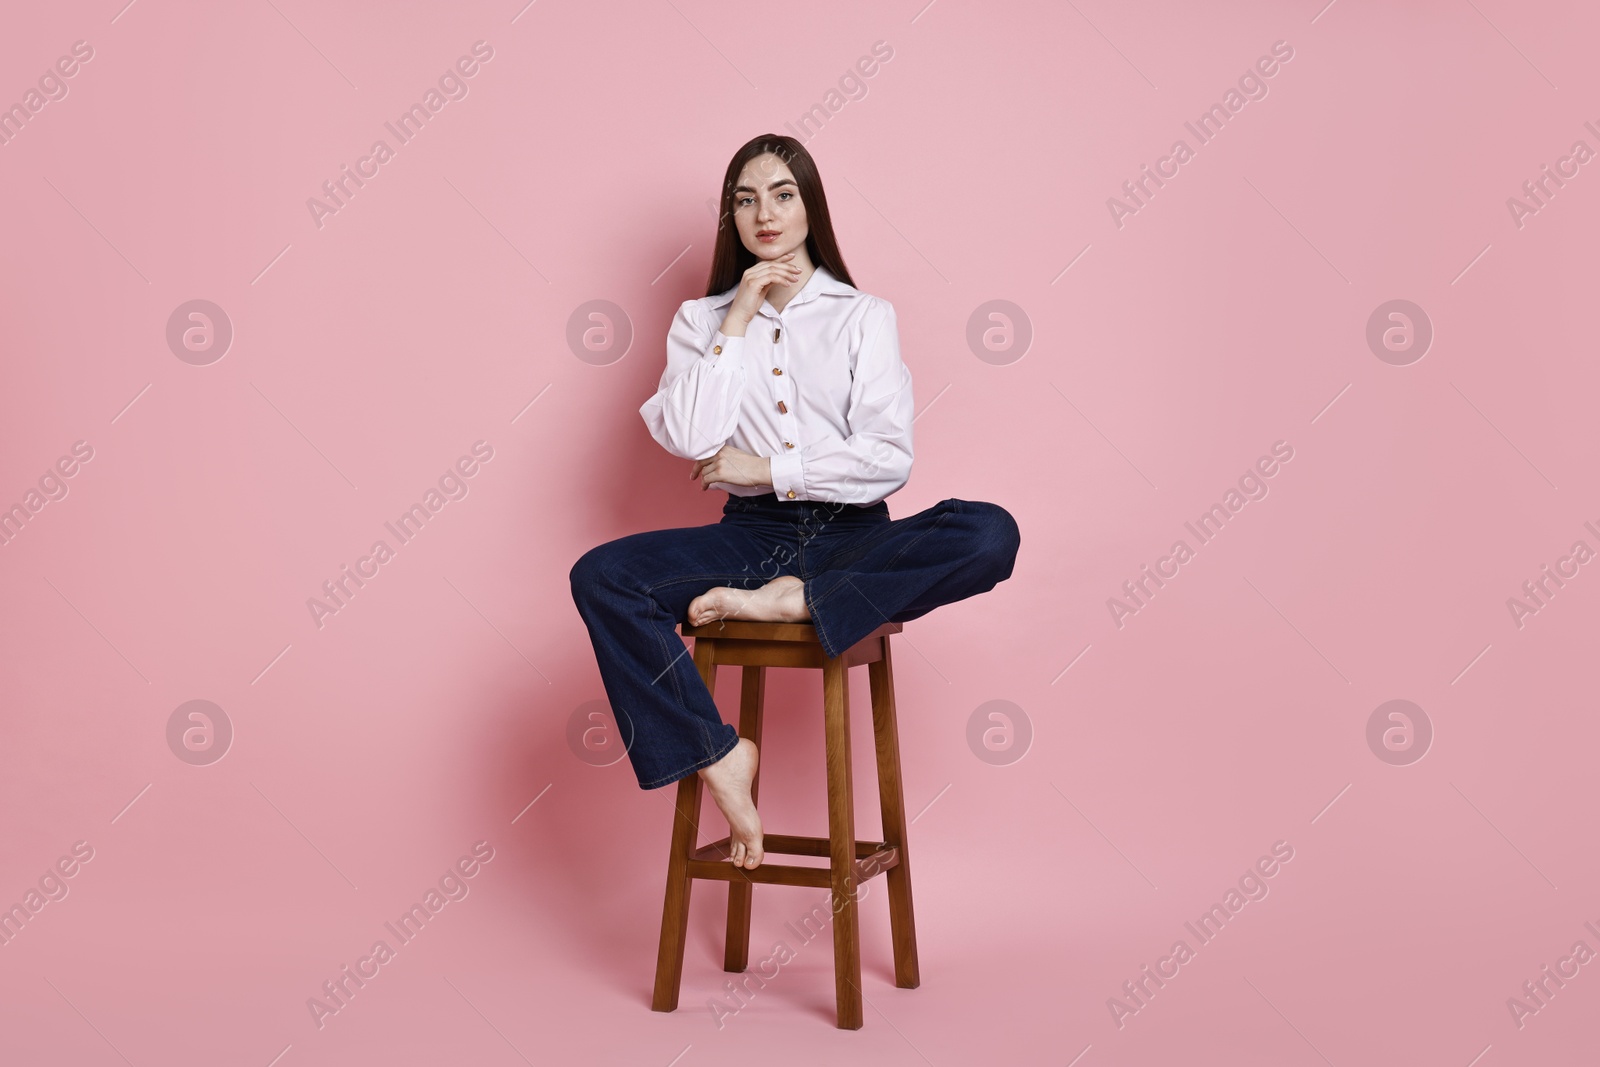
[722,491,888,517]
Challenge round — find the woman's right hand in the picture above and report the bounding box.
[720,252,803,336]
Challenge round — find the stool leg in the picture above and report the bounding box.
[651,638,717,1012]
[822,654,864,1030]
[724,664,766,972]
[870,637,921,988]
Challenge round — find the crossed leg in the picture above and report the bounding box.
[686,498,1021,657]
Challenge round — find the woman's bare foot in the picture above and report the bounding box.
[687,575,810,628]
[698,738,763,868]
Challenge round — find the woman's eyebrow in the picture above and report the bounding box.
[733,178,798,194]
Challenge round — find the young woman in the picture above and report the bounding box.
[570,134,1020,871]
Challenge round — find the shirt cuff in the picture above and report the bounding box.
[707,330,745,366]
[769,450,804,500]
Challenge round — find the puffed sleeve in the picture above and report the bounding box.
[638,300,749,461]
[767,297,914,504]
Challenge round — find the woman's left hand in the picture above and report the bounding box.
[691,445,772,490]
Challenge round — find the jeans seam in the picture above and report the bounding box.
[804,578,833,658]
[644,572,766,596]
[649,605,688,712]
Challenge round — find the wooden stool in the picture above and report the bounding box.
[650,619,921,1030]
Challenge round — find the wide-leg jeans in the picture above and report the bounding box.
[569,492,1021,789]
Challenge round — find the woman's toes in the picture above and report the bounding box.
[687,592,713,624]
[729,841,744,866]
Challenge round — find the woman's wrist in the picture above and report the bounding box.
[720,312,750,337]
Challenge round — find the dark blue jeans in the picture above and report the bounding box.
[569,492,1021,789]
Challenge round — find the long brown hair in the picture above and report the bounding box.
[705,134,856,297]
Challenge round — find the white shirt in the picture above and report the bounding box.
[639,264,914,506]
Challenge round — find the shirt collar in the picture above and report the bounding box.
[706,263,854,311]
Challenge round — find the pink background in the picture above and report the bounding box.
[3,1,1598,1064]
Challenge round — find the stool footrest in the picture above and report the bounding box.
[688,834,900,887]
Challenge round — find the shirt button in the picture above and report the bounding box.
[713,344,722,355]
[773,328,781,342]
[786,489,796,499]
[784,441,794,449]
[777,400,787,413]
[772,367,782,376]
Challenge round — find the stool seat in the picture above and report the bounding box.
[679,619,901,641]
[650,617,920,1030]
[678,620,902,669]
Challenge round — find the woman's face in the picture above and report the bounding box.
[731,153,809,260]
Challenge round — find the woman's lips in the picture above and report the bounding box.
[757,231,781,241]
